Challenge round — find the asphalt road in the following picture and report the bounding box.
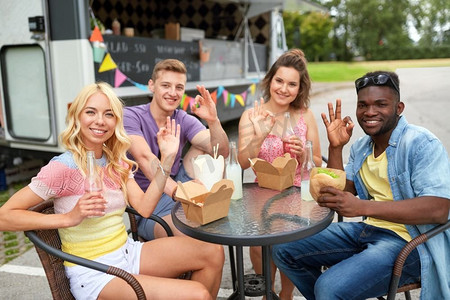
[308,67,450,163]
[2,67,448,299]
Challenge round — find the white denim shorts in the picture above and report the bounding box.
[65,237,143,300]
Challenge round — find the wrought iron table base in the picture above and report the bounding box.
[227,245,280,300]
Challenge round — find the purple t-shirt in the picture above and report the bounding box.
[124,103,205,190]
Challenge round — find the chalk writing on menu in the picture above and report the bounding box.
[100,35,200,84]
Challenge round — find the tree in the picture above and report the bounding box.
[319,0,449,59]
[283,11,333,61]
[283,11,305,50]
[321,0,353,60]
[300,12,334,61]
[411,0,450,46]
[344,0,412,57]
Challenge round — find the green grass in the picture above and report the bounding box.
[308,58,450,82]
[0,190,8,206]
[1,182,32,264]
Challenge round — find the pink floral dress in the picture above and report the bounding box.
[257,112,307,186]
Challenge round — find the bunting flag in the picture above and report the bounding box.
[114,69,127,87]
[216,86,224,99]
[133,82,148,91]
[241,90,247,101]
[179,94,197,111]
[210,90,217,104]
[188,96,196,110]
[235,94,244,107]
[250,83,256,96]
[89,26,104,42]
[230,93,236,108]
[222,90,229,105]
[180,94,187,110]
[92,46,105,63]
[88,14,258,109]
[98,53,117,72]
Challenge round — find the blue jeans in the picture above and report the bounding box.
[272,222,421,300]
[136,164,192,240]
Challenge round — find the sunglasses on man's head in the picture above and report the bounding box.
[355,74,400,94]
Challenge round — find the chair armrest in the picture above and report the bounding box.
[387,219,450,300]
[126,206,174,238]
[24,230,146,300]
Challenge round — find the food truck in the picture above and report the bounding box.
[0,0,287,158]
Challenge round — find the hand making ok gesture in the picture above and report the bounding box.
[321,99,354,148]
[248,98,276,139]
[191,85,219,123]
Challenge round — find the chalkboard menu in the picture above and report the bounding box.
[95,35,200,86]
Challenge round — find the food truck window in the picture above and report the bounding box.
[0,45,51,141]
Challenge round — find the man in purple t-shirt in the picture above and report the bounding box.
[124,59,229,240]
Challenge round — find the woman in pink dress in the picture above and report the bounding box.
[238,49,322,299]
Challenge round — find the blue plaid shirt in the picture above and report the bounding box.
[345,116,450,299]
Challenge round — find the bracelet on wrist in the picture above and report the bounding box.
[157,162,170,178]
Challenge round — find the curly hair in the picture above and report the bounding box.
[59,82,136,200]
[358,70,400,100]
[260,48,311,110]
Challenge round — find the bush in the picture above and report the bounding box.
[365,45,450,60]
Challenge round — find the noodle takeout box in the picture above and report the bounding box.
[174,179,234,225]
[251,153,298,191]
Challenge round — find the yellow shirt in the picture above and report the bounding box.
[360,149,412,242]
[28,152,129,267]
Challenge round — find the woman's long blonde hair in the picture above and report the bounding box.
[60,82,136,199]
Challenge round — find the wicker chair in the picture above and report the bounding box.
[330,218,450,300]
[24,200,175,300]
[381,219,450,300]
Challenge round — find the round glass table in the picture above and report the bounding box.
[172,183,334,299]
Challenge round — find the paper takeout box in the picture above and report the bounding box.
[193,154,224,190]
[174,179,234,225]
[251,153,298,191]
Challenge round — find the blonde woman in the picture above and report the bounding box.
[0,82,223,299]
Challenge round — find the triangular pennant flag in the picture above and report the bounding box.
[188,97,196,111]
[235,94,244,107]
[250,83,256,95]
[114,69,127,88]
[217,86,224,98]
[92,45,105,63]
[179,94,186,109]
[90,26,104,42]
[98,53,117,72]
[230,94,236,108]
[222,90,228,105]
[241,91,248,104]
[244,91,253,106]
[183,95,192,111]
[182,95,192,111]
[210,90,217,104]
[134,82,148,91]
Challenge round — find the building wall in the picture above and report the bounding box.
[91,0,271,45]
